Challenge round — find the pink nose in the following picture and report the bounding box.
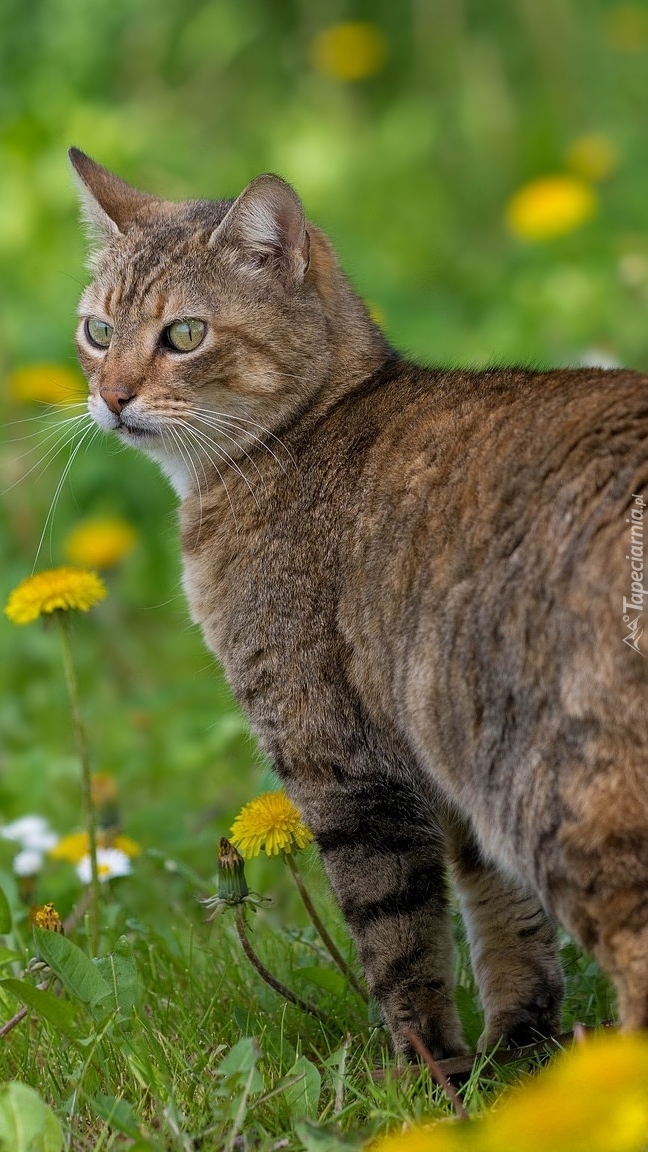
[99,385,134,415]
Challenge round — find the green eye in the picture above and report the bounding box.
[165,319,206,352]
[85,317,113,348]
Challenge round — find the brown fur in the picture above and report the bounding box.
[70,148,648,1057]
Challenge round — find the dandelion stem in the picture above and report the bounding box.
[284,853,367,1001]
[57,615,100,955]
[234,906,329,1025]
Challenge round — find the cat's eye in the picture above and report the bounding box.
[164,319,206,352]
[85,317,113,348]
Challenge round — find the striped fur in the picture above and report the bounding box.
[71,150,648,1057]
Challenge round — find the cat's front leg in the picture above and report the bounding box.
[446,817,564,1048]
[293,775,467,1060]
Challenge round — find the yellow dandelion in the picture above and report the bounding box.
[370,1122,464,1151]
[50,829,140,864]
[7,363,86,406]
[506,175,597,241]
[4,566,107,625]
[567,134,617,183]
[478,1031,648,1152]
[65,517,137,569]
[230,791,313,858]
[30,903,63,933]
[311,22,387,82]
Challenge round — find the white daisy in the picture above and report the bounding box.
[0,815,58,852]
[13,849,44,877]
[76,848,131,885]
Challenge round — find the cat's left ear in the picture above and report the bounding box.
[68,147,156,248]
[211,174,309,291]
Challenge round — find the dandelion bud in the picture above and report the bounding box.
[217,837,249,903]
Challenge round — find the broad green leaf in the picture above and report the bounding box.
[296,966,349,997]
[295,1119,362,1151]
[216,1036,262,1081]
[94,937,139,1018]
[0,1081,63,1152]
[0,979,81,1039]
[89,1093,141,1139]
[0,887,11,935]
[32,929,111,1016]
[283,1056,321,1121]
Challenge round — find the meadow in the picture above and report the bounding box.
[2,1,648,1148]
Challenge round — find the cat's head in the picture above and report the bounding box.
[70,149,386,498]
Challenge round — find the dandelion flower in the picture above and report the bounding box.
[0,815,58,852]
[311,22,387,82]
[7,363,86,406]
[230,791,312,858]
[30,903,63,933]
[506,175,597,241]
[13,849,44,877]
[77,847,131,884]
[65,517,137,569]
[5,566,107,624]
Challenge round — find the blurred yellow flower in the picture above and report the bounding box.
[312,22,387,82]
[567,134,617,182]
[30,903,63,933]
[65,517,137,569]
[51,829,141,864]
[5,566,107,624]
[478,1031,648,1152]
[7,363,86,405]
[604,5,648,52]
[371,1124,464,1151]
[230,791,313,857]
[90,772,119,809]
[506,175,597,241]
[371,1033,648,1152]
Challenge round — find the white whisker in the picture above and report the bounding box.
[175,419,261,511]
[32,421,99,570]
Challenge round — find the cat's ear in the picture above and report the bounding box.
[211,174,309,291]
[68,147,155,246]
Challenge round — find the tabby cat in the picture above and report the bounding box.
[69,147,648,1059]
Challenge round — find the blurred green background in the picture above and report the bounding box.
[2,0,648,897]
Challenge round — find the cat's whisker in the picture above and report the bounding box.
[6,411,92,450]
[191,411,291,475]
[173,419,262,512]
[1,415,95,497]
[189,406,296,470]
[165,424,205,539]
[170,422,239,532]
[187,416,266,488]
[32,421,100,570]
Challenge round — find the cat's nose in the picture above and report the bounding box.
[99,384,134,415]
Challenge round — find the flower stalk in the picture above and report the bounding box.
[57,616,100,955]
[234,905,329,1026]
[284,852,367,1001]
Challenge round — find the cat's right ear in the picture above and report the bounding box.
[68,147,155,250]
[211,174,309,292]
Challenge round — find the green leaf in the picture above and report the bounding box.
[0,887,11,935]
[93,937,139,1019]
[0,1081,63,1152]
[32,929,111,1017]
[0,947,21,968]
[216,1036,263,1083]
[89,1093,141,1139]
[295,1119,362,1151]
[296,966,349,997]
[0,979,81,1039]
[283,1056,321,1121]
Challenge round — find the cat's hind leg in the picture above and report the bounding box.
[294,775,467,1060]
[446,816,564,1048]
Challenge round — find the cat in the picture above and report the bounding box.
[69,146,648,1060]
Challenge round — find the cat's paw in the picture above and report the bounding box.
[479,985,562,1051]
